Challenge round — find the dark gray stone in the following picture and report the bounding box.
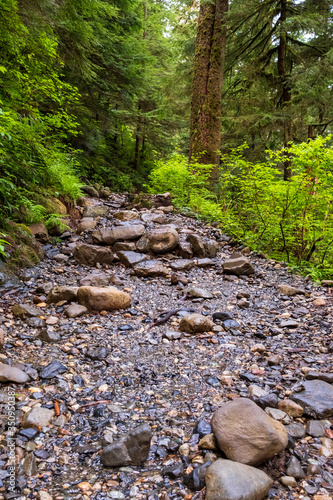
[101,423,152,467]
[117,251,147,268]
[291,380,333,418]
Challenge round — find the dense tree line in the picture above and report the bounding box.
[0,0,332,219]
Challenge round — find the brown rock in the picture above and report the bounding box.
[65,304,88,318]
[80,272,111,287]
[77,286,131,311]
[137,226,179,254]
[113,210,139,221]
[179,240,193,259]
[133,260,169,277]
[117,251,147,268]
[29,223,49,243]
[223,256,255,276]
[47,286,78,304]
[76,218,96,234]
[73,243,114,266]
[179,313,214,334]
[278,399,304,418]
[198,433,217,450]
[22,406,55,429]
[313,297,327,306]
[211,398,288,466]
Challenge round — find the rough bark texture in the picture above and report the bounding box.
[278,0,292,180]
[189,0,228,178]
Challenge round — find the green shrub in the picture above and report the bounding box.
[219,136,333,271]
[148,154,224,221]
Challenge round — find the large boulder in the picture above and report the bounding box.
[179,313,214,334]
[29,223,49,243]
[101,424,152,467]
[92,224,145,245]
[83,205,109,218]
[47,286,78,304]
[73,243,114,266]
[211,398,288,466]
[291,380,333,418]
[223,255,254,276]
[136,226,179,254]
[205,459,273,500]
[77,286,131,311]
[133,260,169,277]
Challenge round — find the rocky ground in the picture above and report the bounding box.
[0,192,333,500]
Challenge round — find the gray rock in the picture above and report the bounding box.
[137,226,179,254]
[80,272,110,287]
[197,258,215,267]
[223,256,255,276]
[286,456,305,479]
[117,251,147,268]
[279,284,304,296]
[22,407,55,429]
[101,423,152,467]
[170,259,195,271]
[280,319,299,328]
[65,303,88,318]
[26,317,44,328]
[291,380,333,418]
[0,364,30,383]
[203,238,220,258]
[141,212,167,224]
[187,234,205,258]
[205,459,273,500]
[305,371,333,384]
[211,398,288,466]
[179,240,193,259]
[133,260,169,277]
[186,287,214,299]
[38,329,61,342]
[306,420,327,437]
[12,304,40,318]
[47,286,78,304]
[40,360,67,379]
[163,330,182,341]
[285,423,306,439]
[73,243,114,266]
[92,225,145,245]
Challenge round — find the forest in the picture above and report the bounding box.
[1,0,333,279]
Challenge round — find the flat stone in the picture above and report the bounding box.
[186,287,214,299]
[205,459,273,500]
[141,212,167,224]
[77,286,131,311]
[40,360,67,379]
[101,423,152,467]
[179,314,214,334]
[73,243,114,266]
[133,260,169,277]
[93,225,145,245]
[80,272,110,287]
[306,420,327,437]
[22,406,55,429]
[47,286,78,303]
[65,303,88,318]
[280,319,299,328]
[211,398,288,466]
[305,371,333,384]
[117,251,147,268]
[163,330,182,341]
[12,304,40,318]
[196,258,215,267]
[38,329,61,342]
[112,241,137,252]
[0,364,30,383]
[279,284,304,296]
[291,380,333,418]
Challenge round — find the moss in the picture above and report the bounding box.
[0,220,43,270]
[130,193,153,209]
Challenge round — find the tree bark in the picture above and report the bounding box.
[189,0,228,179]
[277,0,292,180]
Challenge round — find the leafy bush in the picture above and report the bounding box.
[148,154,224,221]
[219,136,333,272]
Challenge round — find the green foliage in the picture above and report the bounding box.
[148,154,224,221]
[0,234,10,258]
[219,136,333,273]
[45,215,70,234]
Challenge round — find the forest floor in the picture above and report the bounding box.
[0,193,333,500]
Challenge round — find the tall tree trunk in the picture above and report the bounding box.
[277,0,292,180]
[189,0,228,179]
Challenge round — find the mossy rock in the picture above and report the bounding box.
[38,196,67,215]
[130,193,153,209]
